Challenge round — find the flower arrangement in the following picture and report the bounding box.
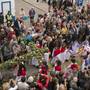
[0,42,48,71]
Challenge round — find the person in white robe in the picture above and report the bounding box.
[44,52,50,63]
[70,41,80,55]
[56,48,71,63]
[32,57,39,66]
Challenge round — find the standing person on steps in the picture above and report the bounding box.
[29,8,35,25]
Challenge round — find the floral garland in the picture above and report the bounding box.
[0,42,48,70]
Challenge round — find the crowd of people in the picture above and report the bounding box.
[0,0,90,90]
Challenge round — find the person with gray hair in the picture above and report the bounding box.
[17,77,29,90]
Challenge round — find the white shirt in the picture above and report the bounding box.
[44,53,50,62]
[18,82,29,90]
[9,85,18,90]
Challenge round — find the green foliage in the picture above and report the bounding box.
[0,42,48,70]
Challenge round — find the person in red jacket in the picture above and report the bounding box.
[17,62,26,77]
[37,74,49,90]
[53,47,61,57]
[53,46,65,57]
[54,60,62,73]
[7,27,16,41]
[21,67,26,77]
[67,58,79,72]
[39,61,48,75]
[36,41,42,48]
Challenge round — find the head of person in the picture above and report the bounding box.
[71,58,76,64]
[56,60,61,66]
[8,11,11,15]
[73,77,78,82]
[16,17,20,21]
[51,78,58,90]
[28,76,34,84]
[9,79,15,88]
[31,8,34,10]
[0,12,3,15]
[21,77,26,82]
[39,75,47,86]
[12,35,16,40]
[87,66,90,74]
[36,40,40,44]
[42,61,48,67]
[21,8,24,11]
[9,27,14,32]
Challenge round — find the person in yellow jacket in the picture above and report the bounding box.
[61,22,68,35]
[6,11,13,26]
[61,26,68,35]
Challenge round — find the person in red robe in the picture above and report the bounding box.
[68,59,79,71]
[37,74,49,90]
[17,62,26,77]
[7,27,16,41]
[55,60,62,72]
[53,47,65,57]
[21,67,26,77]
[39,61,48,75]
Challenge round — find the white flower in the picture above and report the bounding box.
[28,76,34,83]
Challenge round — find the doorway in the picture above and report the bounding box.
[1,1,11,22]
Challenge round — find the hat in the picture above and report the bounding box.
[28,76,34,83]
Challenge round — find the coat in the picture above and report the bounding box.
[0,14,4,24]
[14,20,21,36]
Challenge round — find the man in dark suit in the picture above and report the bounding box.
[0,12,4,25]
[14,17,21,37]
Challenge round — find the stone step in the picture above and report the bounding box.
[24,0,48,13]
